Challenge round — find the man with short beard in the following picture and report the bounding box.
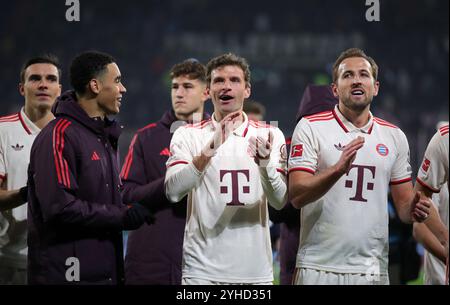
[0,55,61,284]
[288,48,432,285]
[165,53,288,285]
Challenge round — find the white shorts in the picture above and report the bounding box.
[293,267,389,285]
[182,277,273,285]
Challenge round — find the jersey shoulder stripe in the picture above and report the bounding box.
[0,113,19,123]
[304,111,333,120]
[439,125,448,136]
[185,119,212,129]
[304,111,333,119]
[308,115,334,122]
[373,117,398,129]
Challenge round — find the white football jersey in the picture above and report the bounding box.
[416,125,449,285]
[423,184,448,285]
[416,125,449,193]
[165,112,287,283]
[0,108,41,257]
[289,105,412,275]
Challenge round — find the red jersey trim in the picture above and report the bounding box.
[308,115,334,122]
[0,113,19,123]
[367,122,374,134]
[186,119,212,129]
[373,117,398,129]
[389,177,412,185]
[242,121,250,137]
[332,109,349,133]
[52,119,72,188]
[439,125,449,136]
[288,167,315,174]
[167,160,189,168]
[276,168,287,176]
[18,111,32,135]
[304,111,333,120]
[416,177,440,193]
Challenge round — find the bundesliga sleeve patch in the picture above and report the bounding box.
[290,144,304,158]
[421,158,431,173]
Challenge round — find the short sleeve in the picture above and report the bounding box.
[390,129,412,183]
[417,130,449,192]
[288,118,318,174]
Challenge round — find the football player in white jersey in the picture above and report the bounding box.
[414,122,449,284]
[0,55,61,284]
[165,53,288,285]
[288,48,432,285]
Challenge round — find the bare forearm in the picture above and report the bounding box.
[0,189,25,211]
[424,205,449,252]
[396,200,414,224]
[413,222,447,263]
[289,165,343,209]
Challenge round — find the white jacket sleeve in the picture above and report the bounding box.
[259,128,288,210]
[164,127,203,203]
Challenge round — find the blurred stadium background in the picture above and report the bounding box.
[0,0,448,284]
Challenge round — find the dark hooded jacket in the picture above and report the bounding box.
[121,110,208,285]
[27,90,128,285]
[269,84,338,284]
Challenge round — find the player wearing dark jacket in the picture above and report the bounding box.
[122,59,209,284]
[27,52,151,285]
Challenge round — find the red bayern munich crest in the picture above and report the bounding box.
[376,144,389,156]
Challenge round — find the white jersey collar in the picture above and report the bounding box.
[19,107,41,135]
[332,105,374,134]
[211,111,250,138]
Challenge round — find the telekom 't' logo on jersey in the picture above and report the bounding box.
[344,164,376,202]
[220,170,250,206]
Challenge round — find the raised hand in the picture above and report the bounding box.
[203,111,242,157]
[333,136,365,175]
[248,130,273,166]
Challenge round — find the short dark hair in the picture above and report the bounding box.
[332,48,378,83]
[243,100,266,117]
[206,53,251,87]
[70,51,115,95]
[20,54,61,83]
[170,58,206,83]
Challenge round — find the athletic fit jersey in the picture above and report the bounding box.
[416,125,449,194]
[165,112,287,283]
[0,108,41,256]
[416,125,449,285]
[289,105,412,275]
